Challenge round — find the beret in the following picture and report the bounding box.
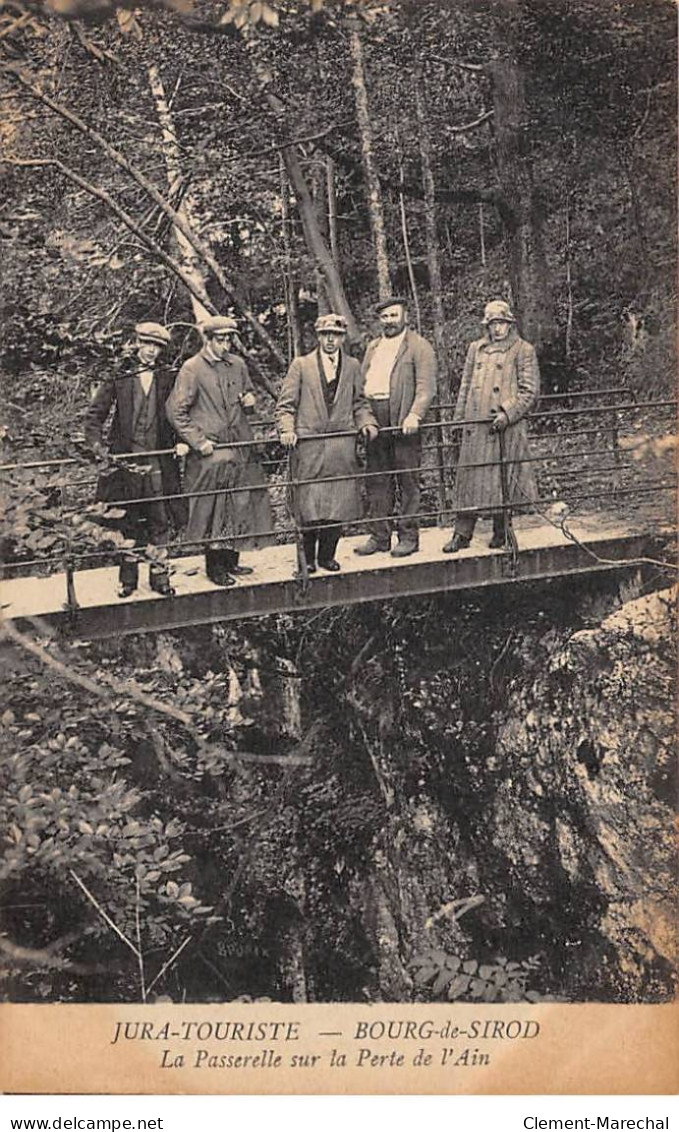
[375,296,409,315]
[201,315,239,335]
[315,313,348,334]
[482,300,515,324]
[134,322,171,346]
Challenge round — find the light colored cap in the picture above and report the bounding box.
[201,315,239,335]
[135,322,171,346]
[482,300,515,324]
[315,313,348,334]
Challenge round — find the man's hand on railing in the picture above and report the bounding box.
[402,412,421,436]
[175,443,189,458]
[360,424,379,442]
[198,440,215,456]
[239,391,256,411]
[490,410,509,434]
[280,431,298,449]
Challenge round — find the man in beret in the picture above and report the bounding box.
[276,313,378,573]
[166,315,273,587]
[85,321,186,598]
[355,297,437,558]
[442,300,540,553]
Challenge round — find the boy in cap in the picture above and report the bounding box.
[166,315,273,587]
[442,300,540,554]
[85,321,186,598]
[276,313,377,572]
[355,297,437,558]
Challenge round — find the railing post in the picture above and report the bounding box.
[498,430,518,576]
[288,449,309,595]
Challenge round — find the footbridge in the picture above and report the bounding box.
[1,390,675,639]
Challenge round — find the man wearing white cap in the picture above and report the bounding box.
[442,300,540,554]
[167,315,273,587]
[276,313,378,572]
[85,321,186,598]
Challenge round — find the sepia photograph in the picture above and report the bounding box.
[0,0,676,1095]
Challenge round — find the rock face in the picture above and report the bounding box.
[488,587,677,1000]
[222,581,676,1003]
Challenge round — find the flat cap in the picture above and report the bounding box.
[134,322,171,346]
[482,300,515,324]
[375,295,409,315]
[315,313,348,334]
[201,315,239,335]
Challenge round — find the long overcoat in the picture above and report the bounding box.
[84,363,186,528]
[166,348,272,547]
[452,329,540,516]
[275,349,377,525]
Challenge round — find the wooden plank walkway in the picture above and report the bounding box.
[0,515,653,639]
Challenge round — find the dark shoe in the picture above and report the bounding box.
[390,541,418,558]
[118,559,139,598]
[442,534,472,554]
[149,564,175,597]
[205,548,237,587]
[231,564,254,576]
[220,549,253,576]
[354,536,390,556]
[318,558,340,572]
[488,531,507,549]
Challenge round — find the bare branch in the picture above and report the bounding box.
[69,870,141,959]
[71,21,119,64]
[447,108,494,134]
[3,156,218,317]
[1,62,286,369]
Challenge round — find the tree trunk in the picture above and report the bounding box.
[488,58,556,352]
[348,25,391,300]
[414,82,448,513]
[279,155,302,360]
[326,155,340,269]
[311,157,330,315]
[279,140,359,339]
[147,64,211,323]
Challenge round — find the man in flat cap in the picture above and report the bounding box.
[166,315,273,587]
[85,321,186,598]
[442,299,540,553]
[276,313,378,572]
[355,297,437,558]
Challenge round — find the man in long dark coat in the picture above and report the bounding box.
[354,297,437,558]
[84,321,186,598]
[166,315,273,587]
[442,300,540,554]
[276,313,378,572]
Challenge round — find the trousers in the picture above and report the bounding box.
[364,399,421,546]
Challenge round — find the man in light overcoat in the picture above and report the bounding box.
[276,313,378,572]
[354,297,437,558]
[443,299,540,554]
[166,315,273,587]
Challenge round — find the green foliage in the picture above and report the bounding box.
[410,948,550,1004]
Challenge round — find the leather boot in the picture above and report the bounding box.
[223,547,253,577]
[149,562,175,597]
[489,517,508,549]
[442,533,472,554]
[205,547,236,587]
[118,557,139,598]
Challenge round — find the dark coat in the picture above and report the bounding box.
[275,348,377,525]
[452,329,540,515]
[84,363,186,527]
[360,328,437,425]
